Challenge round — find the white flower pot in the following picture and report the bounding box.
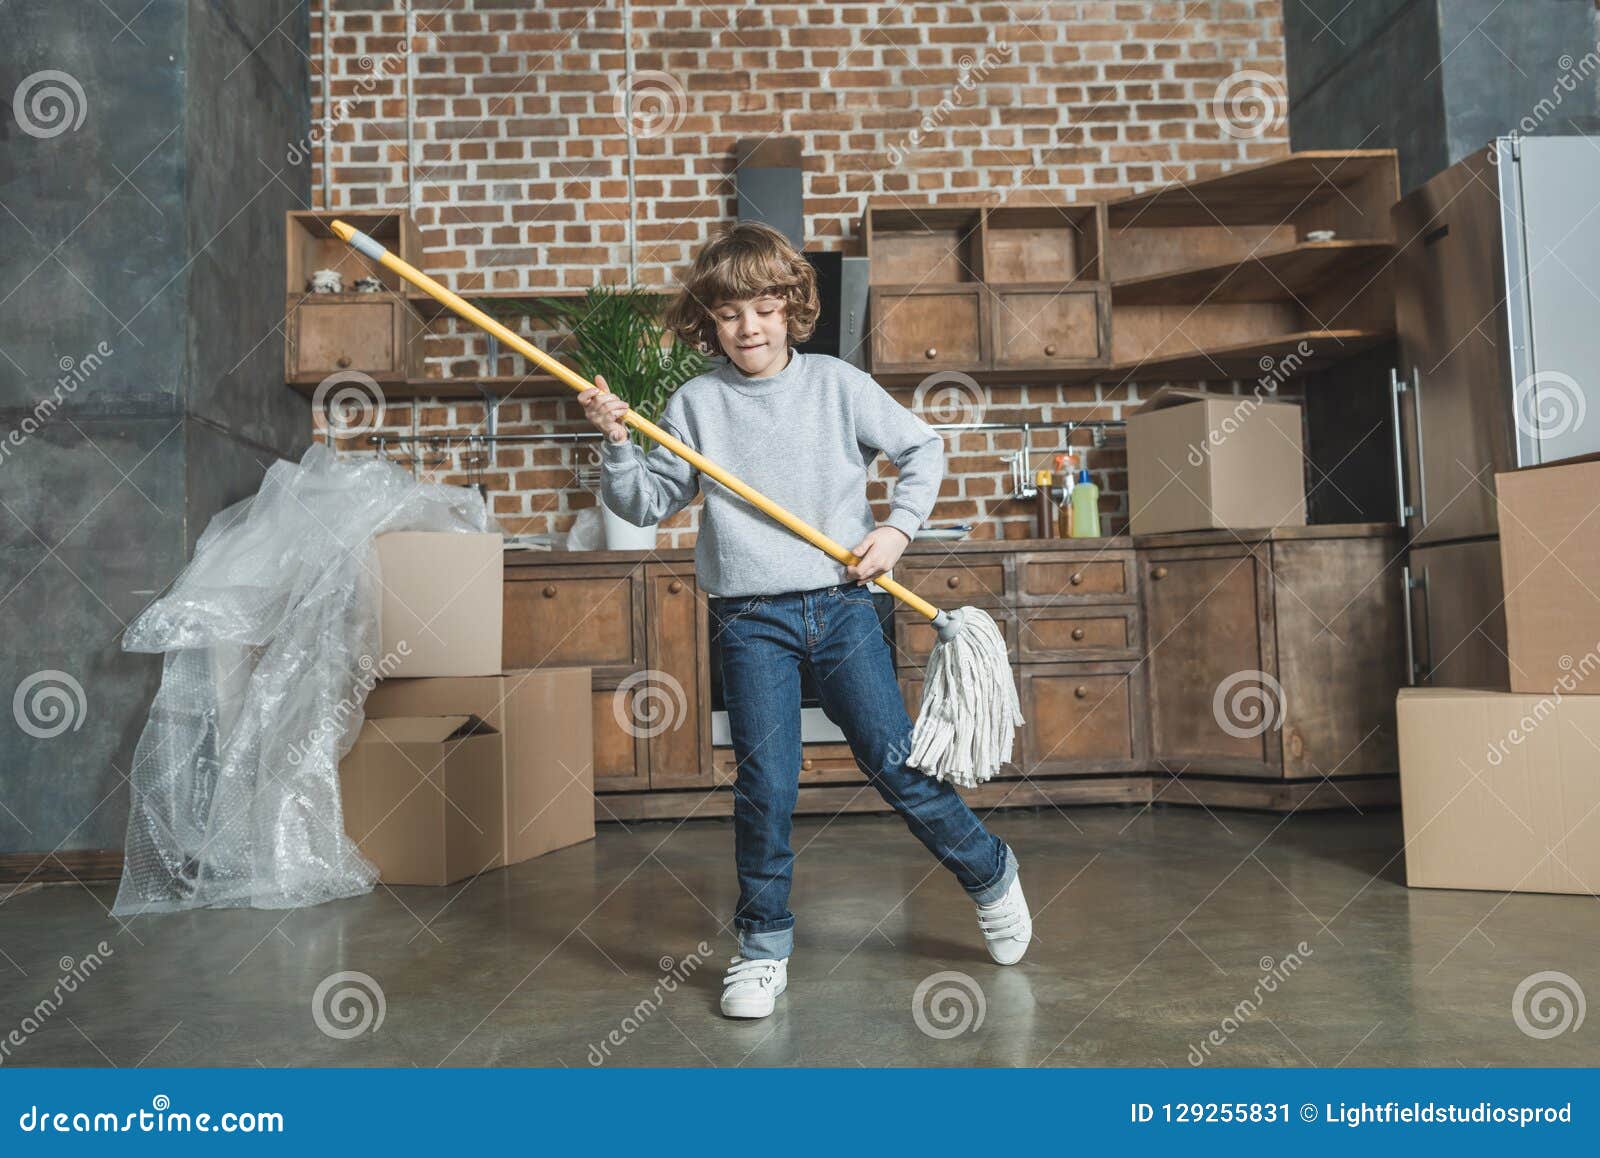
[601,498,659,551]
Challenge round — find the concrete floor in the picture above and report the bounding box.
[2,806,1597,1067]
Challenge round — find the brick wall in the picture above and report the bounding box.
[307,0,1290,543]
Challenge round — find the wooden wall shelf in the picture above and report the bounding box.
[863,197,1111,379]
[858,151,1400,388]
[1108,329,1391,383]
[1109,240,1392,306]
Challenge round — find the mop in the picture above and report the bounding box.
[329,221,1023,788]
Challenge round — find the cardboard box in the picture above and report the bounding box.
[375,532,503,678]
[1126,388,1306,536]
[1496,456,1600,694]
[363,668,594,865]
[1397,688,1600,895]
[340,713,505,886]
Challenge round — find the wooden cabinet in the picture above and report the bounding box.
[505,530,1400,819]
[864,199,1109,382]
[868,285,987,374]
[1142,544,1277,773]
[643,563,712,789]
[1140,527,1405,780]
[991,286,1109,370]
[1020,662,1145,776]
[284,211,420,385]
[286,298,412,384]
[507,565,649,793]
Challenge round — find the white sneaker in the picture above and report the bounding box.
[720,955,788,1018]
[976,874,1032,965]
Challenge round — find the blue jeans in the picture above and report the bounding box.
[710,581,1018,960]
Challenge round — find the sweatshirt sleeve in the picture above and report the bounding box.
[851,369,945,542]
[598,390,701,527]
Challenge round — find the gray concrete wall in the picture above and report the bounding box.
[0,0,310,857]
[1286,0,1600,192]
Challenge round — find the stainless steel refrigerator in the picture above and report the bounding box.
[1391,134,1600,688]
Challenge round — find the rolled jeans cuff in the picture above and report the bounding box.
[737,920,794,961]
[966,844,1019,906]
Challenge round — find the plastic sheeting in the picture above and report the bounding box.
[111,445,495,916]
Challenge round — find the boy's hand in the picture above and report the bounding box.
[846,525,910,586]
[578,374,631,443]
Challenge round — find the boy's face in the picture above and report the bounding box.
[711,293,790,378]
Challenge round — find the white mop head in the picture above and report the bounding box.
[905,606,1024,788]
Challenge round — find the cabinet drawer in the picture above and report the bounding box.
[712,743,865,787]
[1015,553,1132,604]
[505,569,643,671]
[1020,662,1144,775]
[1017,606,1139,661]
[899,559,1008,607]
[287,297,407,383]
[895,608,1018,665]
[869,286,985,373]
[991,286,1107,367]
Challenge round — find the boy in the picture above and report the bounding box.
[580,222,1031,1020]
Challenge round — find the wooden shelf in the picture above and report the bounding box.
[1107,150,1401,229]
[405,286,673,321]
[1110,241,1392,305]
[1107,330,1392,383]
[289,373,581,403]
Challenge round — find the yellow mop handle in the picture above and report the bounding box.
[329,220,944,622]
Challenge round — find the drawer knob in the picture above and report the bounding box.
[1044,343,1058,357]
[668,579,683,593]
[1071,626,1086,641]
[802,758,813,771]
[924,347,938,360]
[1069,572,1083,586]
[945,575,960,589]
[336,355,352,368]
[1151,566,1169,580]
[1074,685,1089,699]
[542,585,557,598]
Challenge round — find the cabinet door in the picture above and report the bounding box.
[288,298,405,383]
[991,286,1107,368]
[1019,662,1144,776]
[1143,547,1279,775]
[592,679,649,793]
[869,286,985,374]
[505,567,643,675]
[644,565,712,788]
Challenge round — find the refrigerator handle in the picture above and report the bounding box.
[1416,566,1434,683]
[1389,368,1415,526]
[1411,366,1430,528]
[1402,563,1417,686]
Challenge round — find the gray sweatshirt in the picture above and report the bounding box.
[599,350,944,597]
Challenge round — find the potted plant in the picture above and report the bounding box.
[534,287,709,550]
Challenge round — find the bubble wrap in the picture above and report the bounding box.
[111,444,495,915]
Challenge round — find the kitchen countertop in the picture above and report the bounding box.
[503,524,1400,567]
[504,533,1139,567]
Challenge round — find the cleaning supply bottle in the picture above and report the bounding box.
[1034,466,1054,538]
[1054,454,1076,538]
[1069,468,1100,538]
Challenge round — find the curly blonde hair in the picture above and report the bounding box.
[664,222,821,355]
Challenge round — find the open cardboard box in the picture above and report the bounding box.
[339,713,504,886]
[1397,687,1600,896]
[363,668,594,867]
[1496,454,1600,695]
[1126,387,1306,536]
